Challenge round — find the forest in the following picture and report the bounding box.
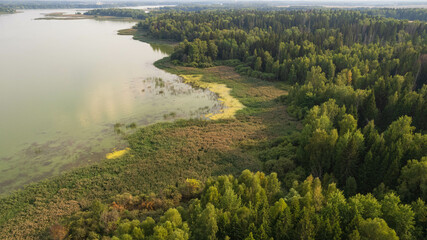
[140,10,427,130]
[85,9,149,20]
[57,170,426,240]
[116,8,427,239]
[362,8,427,21]
[0,6,426,240]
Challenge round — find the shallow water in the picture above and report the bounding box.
[0,10,220,194]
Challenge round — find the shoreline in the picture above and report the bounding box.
[0,23,235,196]
[0,19,295,239]
[180,74,244,120]
[0,12,16,15]
[35,12,136,21]
[118,28,176,55]
[120,28,244,120]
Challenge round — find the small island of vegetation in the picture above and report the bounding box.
[0,6,15,14]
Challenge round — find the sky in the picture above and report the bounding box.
[3,0,426,2]
[2,0,427,6]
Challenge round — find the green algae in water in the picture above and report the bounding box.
[0,10,221,195]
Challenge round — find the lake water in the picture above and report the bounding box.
[0,10,220,195]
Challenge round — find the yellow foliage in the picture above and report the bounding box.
[106,148,130,159]
[186,178,201,187]
[183,178,203,196]
[181,75,244,120]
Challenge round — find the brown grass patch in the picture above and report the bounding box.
[0,63,298,239]
[1,196,79,239]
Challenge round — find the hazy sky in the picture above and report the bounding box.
[2,0,427,5]
[3,0,426,2]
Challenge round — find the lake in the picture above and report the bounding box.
[0,9,220,195]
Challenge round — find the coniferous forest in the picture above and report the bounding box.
[139,9,426,192]
[0,5,426,240]
[62,8,427,240]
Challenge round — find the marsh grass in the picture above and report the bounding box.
[0,57,299,239]
[117,28,137,35]
[181,74,244,120]
[163,112,177,119]
[126,123,137,129]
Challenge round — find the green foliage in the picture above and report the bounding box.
[171,39,216,67]
[381,193,415,240]
[398,157,427,202]
[62,170,423,240]
[411,199,427,239]
[295,98,425,196]
[357,218,398,240]
[140,9,426,130]
[363,8,427,21]
[66,191,190,240]
[2,7,427,239]
[0,7,15,13]
[85,9,148,20]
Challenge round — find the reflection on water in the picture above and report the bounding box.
[149,43,174,55]
[0,10,220,194]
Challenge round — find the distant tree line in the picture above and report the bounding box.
[0,6,15,13]
[362,8,427,22]
[0,1,144,10]
[85,9,149,20]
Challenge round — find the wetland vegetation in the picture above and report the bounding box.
[0,9,221,195]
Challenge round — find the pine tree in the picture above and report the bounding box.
[298,207,315,240]
[255,57,263,71]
